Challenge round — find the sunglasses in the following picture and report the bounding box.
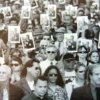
[78,70,85,73]
[11,63,19,67]
[47,51,56,54]
[35,67,40,70]
[48,73,58,77]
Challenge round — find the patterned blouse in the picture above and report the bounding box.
[47,85,68,100]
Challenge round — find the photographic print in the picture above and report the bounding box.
[3,6,12,18]
[64,33,78,52]
[20,32,35,51]
[40,14,50,29]
[58,0,65,4]
[47,4,57,19]
[31,0,38,9]
[77,38,92,50]
[8,26,20,43]
[21,6,31,19]
[77,16,89,32]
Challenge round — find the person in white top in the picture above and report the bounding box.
[40,45,58,74]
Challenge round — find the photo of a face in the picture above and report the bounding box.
[8,26,20,43]
[20,32,35,51]
[64,33,77,52]
[21,6,31,19]
[48,4,56,19]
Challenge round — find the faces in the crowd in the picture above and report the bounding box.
[46,46,57,61]
[27,62,41,79]
[11,60,22,72]
[63,59,75,71]
[90,66,100,87]
[48,68,58,83]
[90,52,99,63]
[78,47,87,59]
[0,65,11,82]
[34,79,47,97]
[56,33,64,42]
[65,15,73,26]
[76,66,86,80]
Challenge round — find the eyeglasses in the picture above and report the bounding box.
[11,63,19,67]
[48,73,58,77]
[35,67,40,70]
[47,51,56,54]
[78,70,85,73]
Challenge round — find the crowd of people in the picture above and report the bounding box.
[0,0,100,100]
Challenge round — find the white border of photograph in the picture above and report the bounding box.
[64,33,78,52]
[31,0,38,9]
[47,4,57,19]
[3,6,12,18]
[20,32,35,51]
[8,26,20,43]
[58,0,65,4]
[21,6,31,19]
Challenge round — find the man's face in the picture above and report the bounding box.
[11,60,21,72]
[56,33,64,42]
[35,79,47,97]
[0,67,8,82]
[65,16,72,25]
[27,62,41,79]
[90,67,100,87]
[63,59,74,70]
[46,47,57,61]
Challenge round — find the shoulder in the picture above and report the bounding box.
[71,85,91,100]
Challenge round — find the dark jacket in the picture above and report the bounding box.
[9,84,24,100]
[71,84,97,100]
[22,92,52,100]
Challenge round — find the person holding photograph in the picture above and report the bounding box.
[24,35,34,49]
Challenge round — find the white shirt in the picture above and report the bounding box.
[3,88,9,100]
[27,80,35,91]
[55,41,67,55]
[40,59,57,74]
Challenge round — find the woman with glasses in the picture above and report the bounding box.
[77,45,88,66]
[10,56,23,84]
[44,65,68,100]
[15,58,41,95]
[65,62,87,100]
[87,51,100,66]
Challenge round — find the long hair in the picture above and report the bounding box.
[43,65,65,88]
[21,58,41,78]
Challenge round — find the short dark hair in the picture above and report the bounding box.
[9,17,19,24]
[21,58,41,77]
[34,75,47,85]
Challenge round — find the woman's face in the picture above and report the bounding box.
[78,47,87,59]
[90,52,99,63]
[48,69,58,83]
[76,66,86,80]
